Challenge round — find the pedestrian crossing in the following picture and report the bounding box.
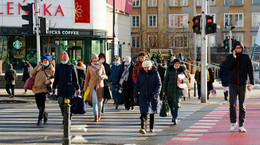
[0,101,205,144]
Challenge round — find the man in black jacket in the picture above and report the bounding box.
[226,41,254,133]
[52,51,80,121]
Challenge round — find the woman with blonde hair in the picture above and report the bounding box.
[84,54,107,122]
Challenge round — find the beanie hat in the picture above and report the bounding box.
[142,60,152,68]
[42,54,52,62]
[91,53,98,59]
[77,61,83,66]
[61,51,69,62]
[173,59,180,64]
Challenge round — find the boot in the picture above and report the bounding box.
[37,117,42,126]
[98,113,101,120]
[94,116,99,122]
[224,91,228,101]
[43,112,48,124]
[183,97,186,101]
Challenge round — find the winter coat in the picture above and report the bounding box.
[207,67,214,91]
[5,64,17,85]
[162,65,188,108]
[118,62,135,89]
[22,63,30,82]
[226,53,254,85]
[53,63,80,98]
[111,63,122,85]
[134,67,162,114]
[186,70,191,90]
[76,65,86,89]
[98,53,111,80]
[132,61,142,83]
[84,63,106,102]
[158,64,166,83]
[220,61,229,87]
[31,64,55,94]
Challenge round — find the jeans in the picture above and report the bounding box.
[171,107,179,119]
[92,89,102,116]
[229,84,246,127]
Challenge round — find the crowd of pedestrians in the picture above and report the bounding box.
[4,40,254,134]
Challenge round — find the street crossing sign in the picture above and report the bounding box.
[114,37,119,56]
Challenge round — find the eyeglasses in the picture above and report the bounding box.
[235,47,242,49]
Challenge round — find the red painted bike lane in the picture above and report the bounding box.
[166,98,260,145]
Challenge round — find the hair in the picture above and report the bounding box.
[138,51,147,57]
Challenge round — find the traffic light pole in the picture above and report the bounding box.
[201,0,207,103]
[35,0,41,65]
[229,29,232,54]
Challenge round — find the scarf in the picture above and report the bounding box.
[90,61,101,75]
[119,65,130,85]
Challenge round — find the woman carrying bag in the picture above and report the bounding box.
[31,54,54,126]
[83,54,107,122]
[162,59,188,125]
[134,61,162,134]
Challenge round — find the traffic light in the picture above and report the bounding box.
[21,3,34,34]
[40,17,48,34]
[192,15,201,34]
[223,39,229,50]
[205,15,216,35]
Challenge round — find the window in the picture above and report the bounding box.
[169,0,188,6]
[148,15,157,27]
[148,0,157,7]
[169,35,188,48]
[132,36,140,48]
[133,0,140,7]
[252,13,260,27]
[169,14,188,28]
[253,0,260,4]
[224,13,243,27]
[195,35,216,47]
[225,0,243,5]
[147,35,157,48]
[197,0,215,5]
[131,15,140,28]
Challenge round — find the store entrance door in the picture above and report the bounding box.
[48,43,60,64]
[68,46,82,62]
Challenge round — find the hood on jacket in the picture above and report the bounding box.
[232,40,244,53]
[98,53,107,63]
[168,65,186,72]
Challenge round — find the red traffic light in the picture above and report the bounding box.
[207,18,213,23]
[195,19,199,24]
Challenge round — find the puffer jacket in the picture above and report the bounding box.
[31,64,55,94]
[162,65,188,108]
[134,67,161,114]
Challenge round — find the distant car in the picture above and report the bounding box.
[252,61,259,71]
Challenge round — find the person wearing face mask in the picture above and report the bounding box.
[132,51,148,83]
[162,59,188,125]
[226,41,254,133]
[52,51,80,124]
[31,54,55,125]
[118,56,135,110]
[84,54,107,122]
[111,56,124,109]
[134,61,161,134]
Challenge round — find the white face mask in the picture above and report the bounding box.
[174,66,180,69]
[100,60,105,63]
[61,61,67,64]
[43,62,49,67]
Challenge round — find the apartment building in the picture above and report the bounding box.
[131,0,260,62]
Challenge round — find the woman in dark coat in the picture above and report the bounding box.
[220,60,229,101]
[162,59,188,125]
[22,61,31,93]
[134,61,162,134]
[5,64,17,98]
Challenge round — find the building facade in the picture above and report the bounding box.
[131,0,260,62]
[0,0,132,72]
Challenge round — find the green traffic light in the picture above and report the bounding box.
[225,46,228,49]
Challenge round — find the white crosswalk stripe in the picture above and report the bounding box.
[0,102,205,144]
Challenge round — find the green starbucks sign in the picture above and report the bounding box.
[13,40,22,49]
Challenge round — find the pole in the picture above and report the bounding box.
[62,99,71,145]
[201,0,207,103]
[35,0,40,65]
[229,29,232,54]
[193,0,197,97]
[113,0,116,58]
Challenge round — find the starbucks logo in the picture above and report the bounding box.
[13,40,22,49]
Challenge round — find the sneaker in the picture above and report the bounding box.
[139,129,146,134]
[230,123,237,131]
[9,94,12,98]
[150,129,155,133]
[239,126,247,133]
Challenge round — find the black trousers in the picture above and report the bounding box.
[58,96,73,117]
[6,84,14,96]
[140,114,155,130]
[122,88,134,109]
[229,84,246,127]
[35,93,47,120]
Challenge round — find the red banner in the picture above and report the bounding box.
[74,0,90,23]
[107,0,132,14]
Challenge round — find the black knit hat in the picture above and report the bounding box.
[232,41,243,51]
[173,59,180,64]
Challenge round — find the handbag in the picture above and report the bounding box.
[159,97,170,117]
[43,70,52,92]
[71,93,87,114]
[104,85,112,100]
[24,76,35,90]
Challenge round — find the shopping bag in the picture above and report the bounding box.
[211,86,216,96]
[24,76,35,90]
[84,87,90,101]
[159,97,170,117]
[71,93,87,114]
[182,88,188,97]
